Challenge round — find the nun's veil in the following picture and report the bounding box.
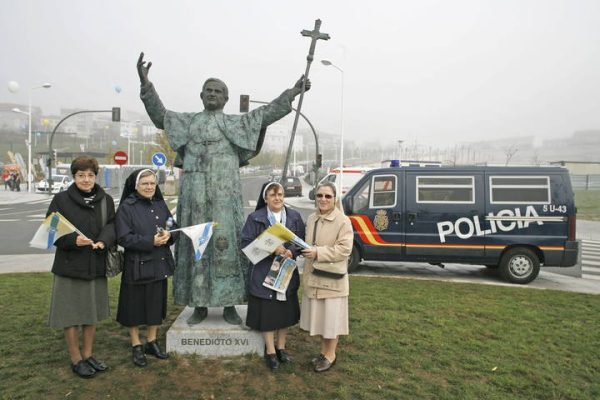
[255,181,284,211]
[119,168,163,204]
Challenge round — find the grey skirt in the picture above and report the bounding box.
[48,275,110,329]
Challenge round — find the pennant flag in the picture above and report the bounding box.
[179,222,215,261]
[242,223,310,265]
[30,212,81,249]
[267,223,311,249]
[242,230,286,264]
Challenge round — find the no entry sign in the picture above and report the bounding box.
[113,151,128,165]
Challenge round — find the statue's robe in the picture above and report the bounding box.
[141,82,296,306]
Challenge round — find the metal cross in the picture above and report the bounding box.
[282,19,330,181]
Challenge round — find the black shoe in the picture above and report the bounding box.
[71,360,96,378]
[311,353,326,366]
[132,344,147,367]
[264,353,279,370]
[314,355,336,372]
[187,307,208,325]
[145,340,169,359]
[84,356,108,372]
[276,348,293,363]
[223,306,242,325]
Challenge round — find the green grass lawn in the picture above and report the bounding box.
[1,273,599,400]
[575,190,600,221]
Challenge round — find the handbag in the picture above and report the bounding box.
[101,197,124,277]
[310,219,346,279]
[105,246,124,278]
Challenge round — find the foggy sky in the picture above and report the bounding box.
[1,0,599,147]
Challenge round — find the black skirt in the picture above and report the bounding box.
[116,279,167,327]
[245,292,300,332]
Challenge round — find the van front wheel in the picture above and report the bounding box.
[499,247,540,284]
[348,246,361,273]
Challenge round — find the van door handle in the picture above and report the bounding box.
[392,212,402,222]
[408,213,417,225]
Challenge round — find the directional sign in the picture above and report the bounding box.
[113,151,128,165]
[152,152,167,167]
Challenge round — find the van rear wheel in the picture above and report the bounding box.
[499,247,540,284]
[348,246,361,273]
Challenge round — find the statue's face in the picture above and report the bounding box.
[201,81,228,111]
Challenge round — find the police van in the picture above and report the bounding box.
[342,165,579,284]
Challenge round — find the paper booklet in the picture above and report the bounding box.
[262,256,297,293]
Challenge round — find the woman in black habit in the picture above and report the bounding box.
[115,169,178,367]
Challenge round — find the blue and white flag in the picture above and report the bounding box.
[178,222,215,261]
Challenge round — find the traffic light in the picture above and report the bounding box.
[239,95,249,113]
[112,107,121,122]
[316,153,322,168]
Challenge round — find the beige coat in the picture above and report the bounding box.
[303,207,353,299]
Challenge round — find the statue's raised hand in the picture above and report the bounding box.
[293,75,311,95]
[137,52,152,85]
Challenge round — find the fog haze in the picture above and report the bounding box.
[1,0,599,147]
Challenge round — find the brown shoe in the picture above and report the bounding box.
[314,355,336,372]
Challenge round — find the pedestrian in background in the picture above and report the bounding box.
[47,156,116,378]
[115,169,178,367]
[2,170,9,190]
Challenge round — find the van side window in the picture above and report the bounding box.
[370,175,397,208]
[417,176,474,203]
[490,176,550,204]
[350,179,371,214]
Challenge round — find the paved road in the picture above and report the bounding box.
[1,182,600,295]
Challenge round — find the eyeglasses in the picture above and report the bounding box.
[316,193,334,199]
[75,173,95,180]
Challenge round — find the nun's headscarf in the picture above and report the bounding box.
[120,168,163,204]
[255,181,284,211]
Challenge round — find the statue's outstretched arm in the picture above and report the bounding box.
[138,52,166,129]
[137,52,152,86]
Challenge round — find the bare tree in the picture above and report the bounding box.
[504,144,519,166]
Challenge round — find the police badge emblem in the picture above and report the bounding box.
[374,210,389,231]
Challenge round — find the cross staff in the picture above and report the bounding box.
[281,19,330,181]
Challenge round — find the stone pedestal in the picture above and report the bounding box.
[166,305,263,356]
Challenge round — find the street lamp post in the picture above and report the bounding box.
[8,82,51,192]
[321,59,345,193]
[397,140,404,164]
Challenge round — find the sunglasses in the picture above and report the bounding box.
[316,193,334,199]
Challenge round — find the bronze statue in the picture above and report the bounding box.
[137,52,310,325]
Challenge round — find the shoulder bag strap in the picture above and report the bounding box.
[311,218,319,245]
[100,196,107,227]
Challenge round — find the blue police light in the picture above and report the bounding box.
[390,159,400,167]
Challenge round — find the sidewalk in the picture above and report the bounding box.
[0,187,45,205]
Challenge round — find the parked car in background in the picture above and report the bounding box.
[35,174,73,194]
[280,176,303,197]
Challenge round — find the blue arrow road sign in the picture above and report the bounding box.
[152,152,167,167]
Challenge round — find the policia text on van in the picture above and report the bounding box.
[342,165,579,284]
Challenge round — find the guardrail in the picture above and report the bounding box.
[571,175,600,190]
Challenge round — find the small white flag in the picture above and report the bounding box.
[179,222,215,261]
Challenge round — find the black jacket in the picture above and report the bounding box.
[116,193,178,284]
[49,184,116,280]
[240,206,305,300]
